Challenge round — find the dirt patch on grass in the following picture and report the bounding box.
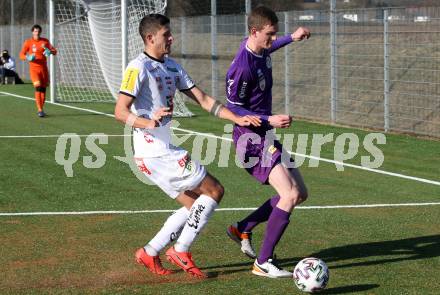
[0,215,208,293]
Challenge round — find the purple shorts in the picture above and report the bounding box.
[233,126,283,184]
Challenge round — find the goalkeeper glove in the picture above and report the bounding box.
[43,46,52,57]
[26,54,35,61]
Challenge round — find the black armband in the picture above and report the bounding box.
[210,100,224,117]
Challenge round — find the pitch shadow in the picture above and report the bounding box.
[307,234,440,269]
[206,235,440,277]
[320,284,380,294]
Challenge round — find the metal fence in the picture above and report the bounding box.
[1,5,439,138]
[168,6,440,137]
[0,24,50,83]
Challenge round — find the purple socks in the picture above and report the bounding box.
[257,206,290,264]
[237,195,280,233]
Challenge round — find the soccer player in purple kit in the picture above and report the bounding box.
[225,6,311,278]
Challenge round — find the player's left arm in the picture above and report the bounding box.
[268,27,311,54]
[44,40,57,56]
[182,86,261,127]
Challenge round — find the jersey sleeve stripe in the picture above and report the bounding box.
[226,98,245,105]
[179,85,196,92]
[119,91,136,99]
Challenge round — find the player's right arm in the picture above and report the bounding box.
[114,93,170,129]
[19,40,30,61]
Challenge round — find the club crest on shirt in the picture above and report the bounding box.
[257,69,265,91]
[266,56,272,69]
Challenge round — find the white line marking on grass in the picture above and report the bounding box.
[0,133,197,139]
[171,127,440,187]
[0,92,116,118]
[1,202,440,217]
[0,134,132,138]
[2,91,439,187]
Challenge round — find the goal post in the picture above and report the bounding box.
[50,0,194,117]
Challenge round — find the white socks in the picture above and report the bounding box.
[144,207,189,256]
[174,194,218,253]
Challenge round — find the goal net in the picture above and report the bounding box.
[55,0,194,117]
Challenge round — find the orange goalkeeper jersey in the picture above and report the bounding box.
[20,38,57,69]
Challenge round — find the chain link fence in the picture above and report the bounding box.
[1,2,439,138]
[0,24,48,82]
[169,5,440,137]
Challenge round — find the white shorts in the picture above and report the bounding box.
[134,146,207,199]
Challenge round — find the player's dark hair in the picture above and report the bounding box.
[248,6,278,32]
[139,14,170,43]
[31,24,42,33]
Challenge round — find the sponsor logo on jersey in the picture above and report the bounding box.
[178,154,192,172]
[239,81,248,98]
[167,66,179,73]
[32,44,37,53]
[257,69,266,91]
[135,158,152,175]
[266,56,272,69]
[121,68,139,93]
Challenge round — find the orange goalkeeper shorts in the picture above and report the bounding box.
[29,66,49,88]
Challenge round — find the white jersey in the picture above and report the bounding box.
[119,53,195,158]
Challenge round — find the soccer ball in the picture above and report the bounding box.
[293,257,329,293]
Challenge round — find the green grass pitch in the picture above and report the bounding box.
[0,84,439,294]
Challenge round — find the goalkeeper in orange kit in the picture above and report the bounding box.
[20,24,57,117]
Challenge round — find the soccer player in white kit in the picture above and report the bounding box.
[114,14,261,278]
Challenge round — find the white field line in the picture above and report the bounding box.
[171,126,440,187]
[2,91,440,187]
[1,202,440,216]
[0,133,198,139]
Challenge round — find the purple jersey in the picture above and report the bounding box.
[226,35,293,134]
[226,35,293,183]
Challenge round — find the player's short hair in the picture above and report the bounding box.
[31,24,42,33]
[139,14,170,43]
[247,6,278,32]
